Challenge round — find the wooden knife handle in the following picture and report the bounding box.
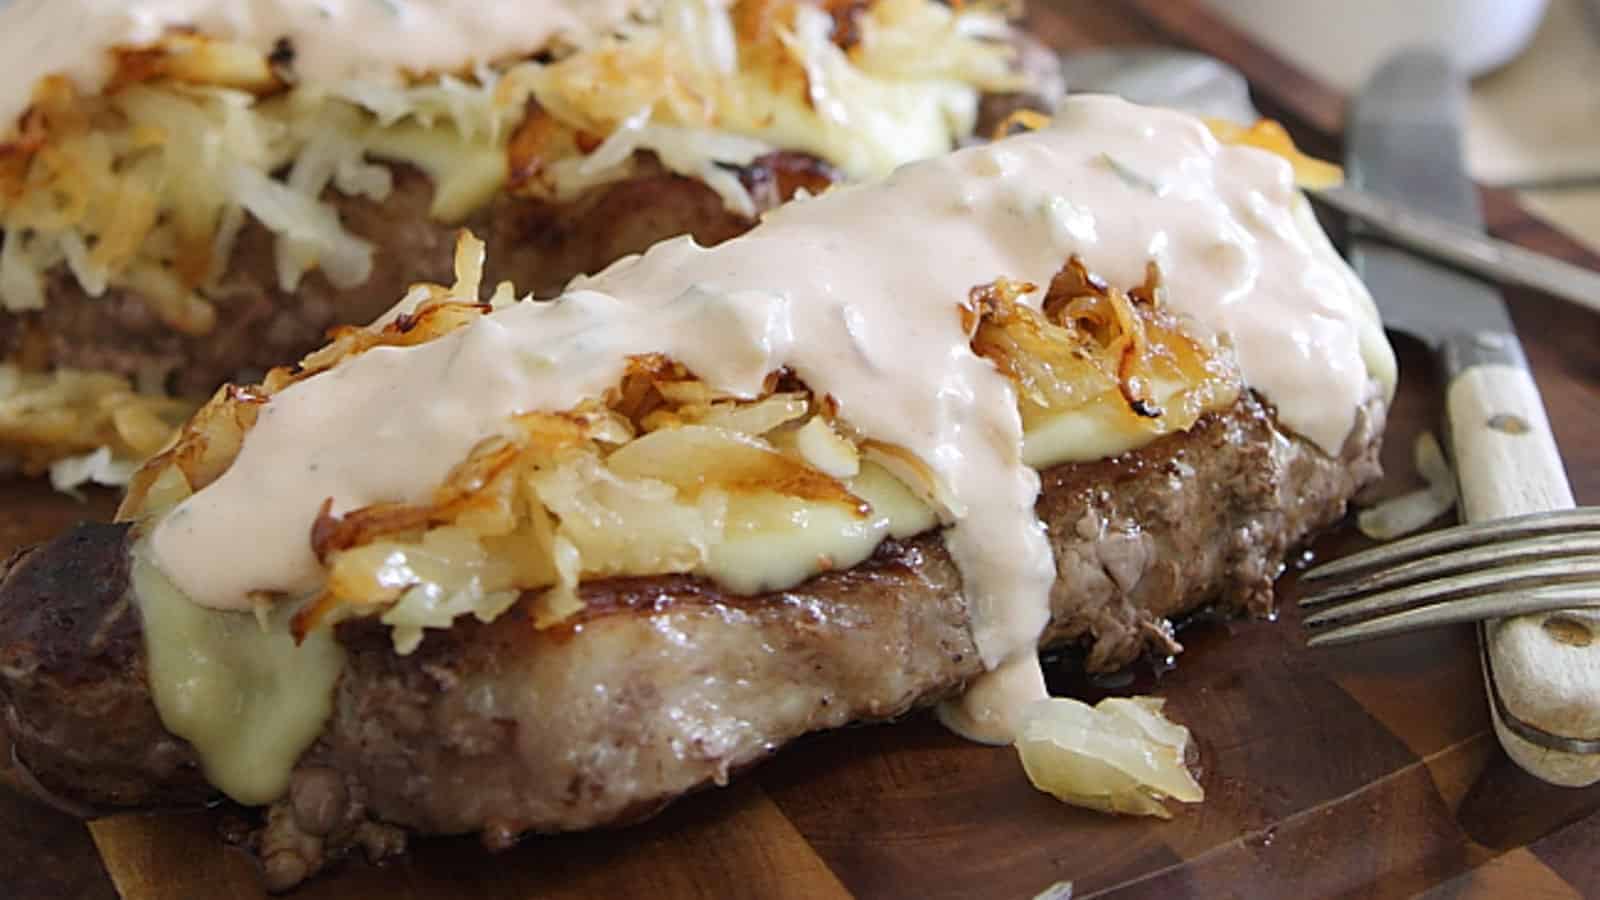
[1447,360,1598,785]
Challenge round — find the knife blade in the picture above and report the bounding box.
[1311,184,1600,319]
[1347,49,1599,786]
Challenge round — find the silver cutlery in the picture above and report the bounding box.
[1302,509,1600,644]
[1317,48,1598,786]
[1311,185,1600,317]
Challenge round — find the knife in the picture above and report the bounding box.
[1312,185,1600,319]
[1347,49,1599,786]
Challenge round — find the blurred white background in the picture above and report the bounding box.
[1468,0,1600,250]
[1202,0,1550,90]
[1208,0,1600,250]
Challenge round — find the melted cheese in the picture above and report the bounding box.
[148,98,1395,762]
[708,460,941,595]
[525,1,1001,185]
[0,0,648,129]
[131,538,344,805]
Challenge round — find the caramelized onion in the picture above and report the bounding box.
[970,258,1239,437]
[1016,696,1204,818]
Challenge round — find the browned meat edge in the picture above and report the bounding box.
[0,40,1062,399]
[0,389,1384,888]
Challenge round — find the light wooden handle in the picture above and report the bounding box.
[1447,363,1598,785]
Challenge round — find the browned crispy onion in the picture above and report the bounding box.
[288,360,876,642]
[968,257,1239,440]
[0,366,195,479]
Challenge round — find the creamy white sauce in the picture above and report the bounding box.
[150,97,1392,743]
[0,0,647,129]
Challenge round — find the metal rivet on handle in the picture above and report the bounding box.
[1489,414,1531,434]
[1543,615,1595,648]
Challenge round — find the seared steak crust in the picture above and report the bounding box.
[0,523,207,811]
[0,389,1384,884]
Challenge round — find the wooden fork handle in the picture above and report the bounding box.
[1446,352,1598,785]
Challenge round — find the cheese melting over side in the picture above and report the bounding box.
[0,0,648,129]
[131,537,344,805]
[149,98,1396,765]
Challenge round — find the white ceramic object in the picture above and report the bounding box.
[1201,0,1551,90]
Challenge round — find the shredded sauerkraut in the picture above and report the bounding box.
[0,0,1022,320]
[0,363,196,481]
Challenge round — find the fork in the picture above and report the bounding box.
[1301,507,1600,646]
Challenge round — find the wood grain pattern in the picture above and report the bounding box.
[5,2,1600,897]
[89,782,852,900]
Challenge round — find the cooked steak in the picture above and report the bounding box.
[0,523,211,813]
[0,390,1384,888]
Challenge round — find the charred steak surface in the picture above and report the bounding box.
[0,391,1383,888]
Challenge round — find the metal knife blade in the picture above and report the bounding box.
[1346,53,1515,348]
[1347,49,1597,786]
[1311,184,1600,318]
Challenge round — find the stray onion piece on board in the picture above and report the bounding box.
[1357,431,1457,541]
[1015,697,1204,818]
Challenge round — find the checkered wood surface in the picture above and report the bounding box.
[4,2,1600,897]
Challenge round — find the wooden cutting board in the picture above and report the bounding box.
[7,2,1600,897]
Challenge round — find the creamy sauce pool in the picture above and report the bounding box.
[150,97,1392,742]
[0,0,646,128]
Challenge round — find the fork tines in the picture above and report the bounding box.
[1300,508,1600,647]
